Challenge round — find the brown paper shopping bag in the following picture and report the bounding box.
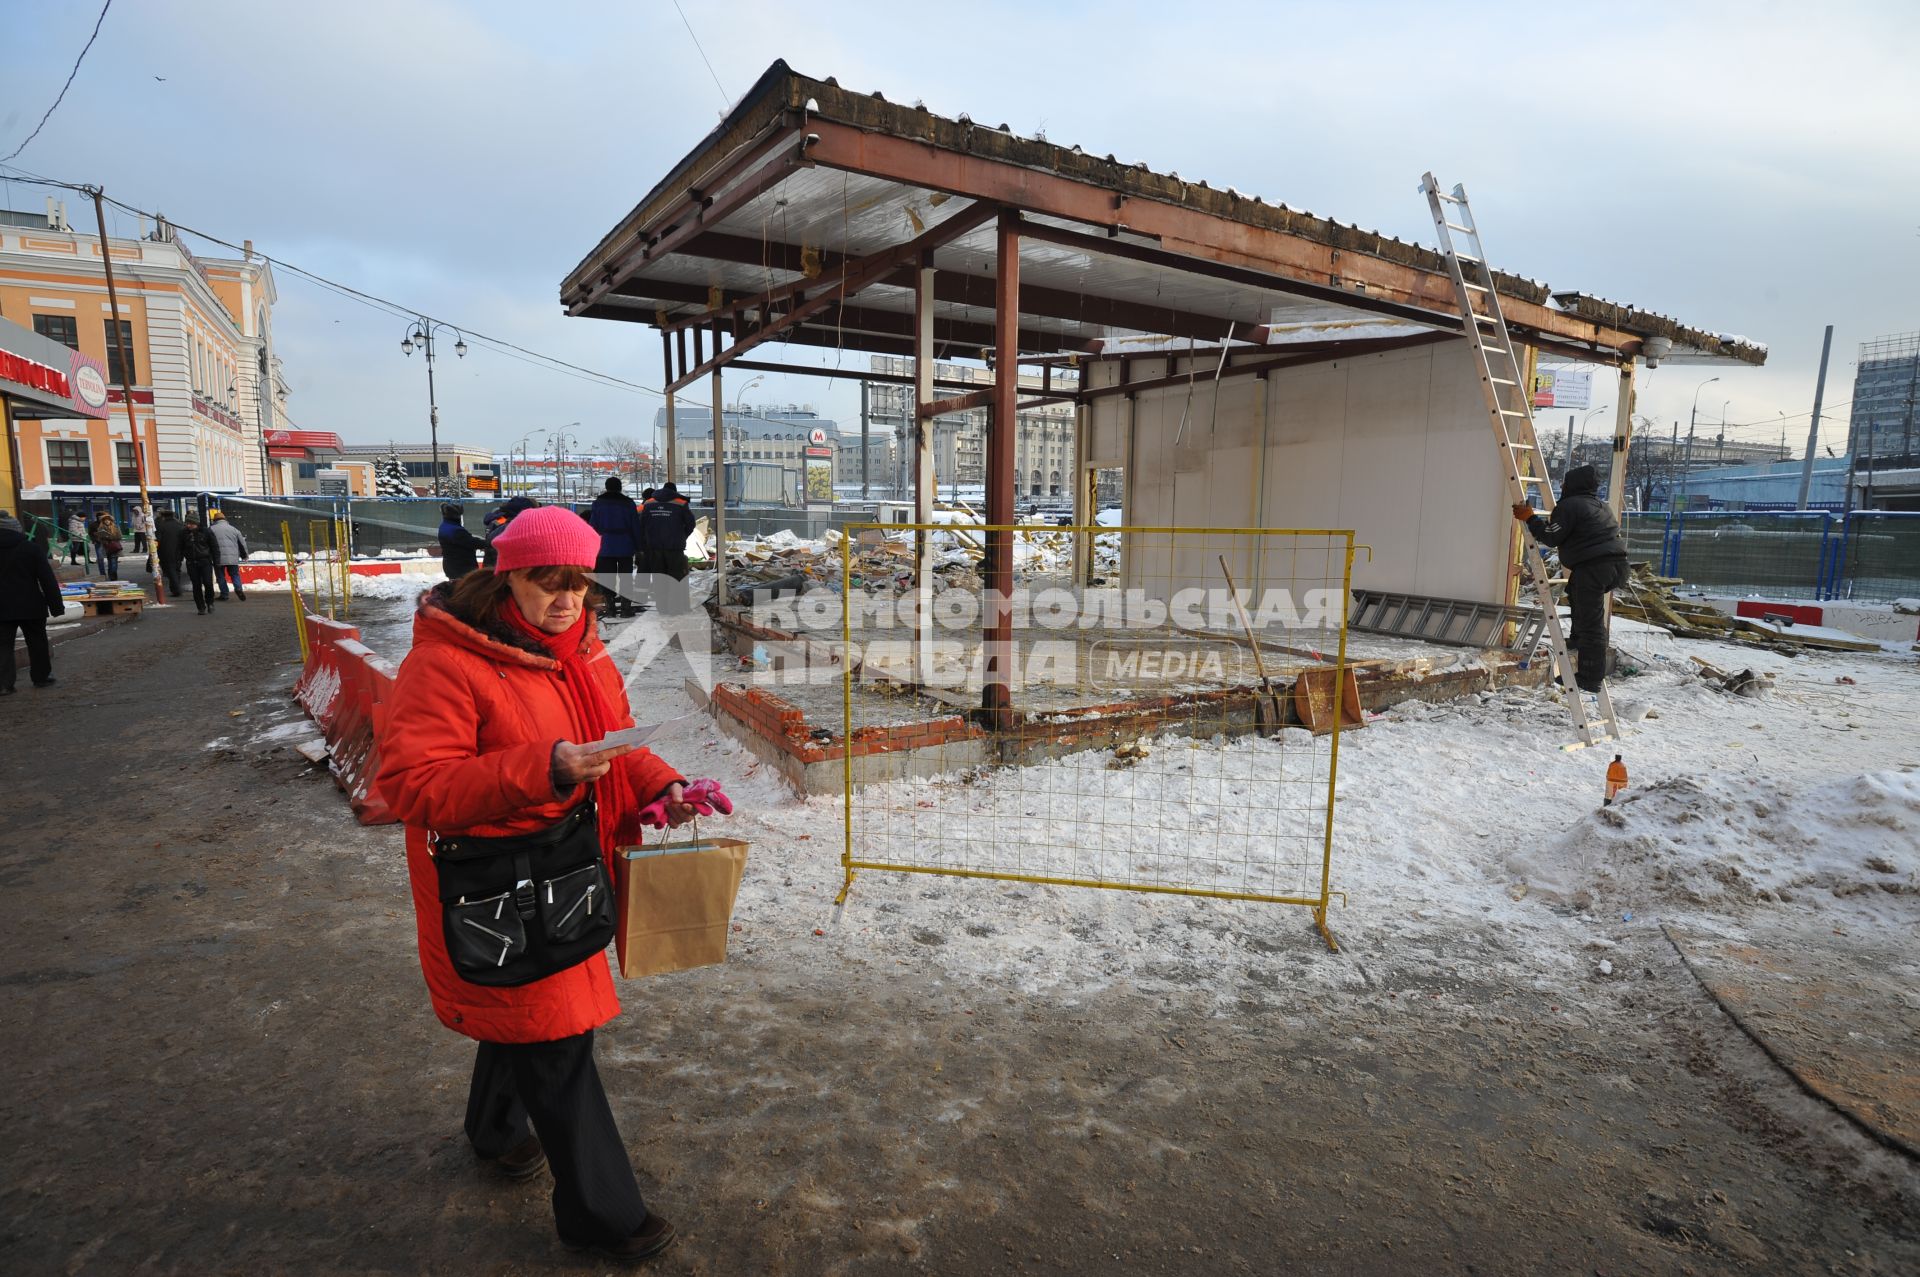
[615,836,749,978]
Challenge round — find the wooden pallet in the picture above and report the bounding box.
[79,595,144,618]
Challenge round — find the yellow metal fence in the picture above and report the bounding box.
[837,523,1357,949]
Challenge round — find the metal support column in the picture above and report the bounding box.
[913,254,936,684]
[661,330,677,485]
[709,321,727,603]
[1071,397,1092,586]
[982,211,1020,727]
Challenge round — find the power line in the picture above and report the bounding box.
[3,1,113,164]
[670,0,730,109]
[1,161,682,402]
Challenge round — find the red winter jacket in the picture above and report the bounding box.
[376,591,683,1043]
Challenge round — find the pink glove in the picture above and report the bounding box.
[637,778,735,828]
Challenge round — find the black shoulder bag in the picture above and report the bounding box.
[432,799,616,987]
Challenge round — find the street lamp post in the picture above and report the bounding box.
[401,319,467,497]
[1681,375,1721,512]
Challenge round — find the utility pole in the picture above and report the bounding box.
[1680,423,1696,510]
[91,187,165,605]
[1668,421,1680,510]
[1795,324,1833,509]
[1563,413,1576,482]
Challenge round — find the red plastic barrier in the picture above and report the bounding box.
[240,561,408,584]
[293,615,362,736]
[1734,600,1823,626]
[291,612,398,825]
[324,639,397,825]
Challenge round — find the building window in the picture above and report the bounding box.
[297,462,319,479]
[104,320,137,384]
[47,440,91,485]
[116,442,142,485]
[403,461,450,478]
[33,314,79,348]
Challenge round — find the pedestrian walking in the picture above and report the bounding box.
[155,509,187,596]
[131,503,154,555]
[92,512,124,580]
[182,513,219,614]
[0,509,65,693]
[64,512,87,566]
[208,509,249,600]
[438,503,489,581]
[377,506,696,1264]
[586,477,645,618]
[1514,463,1629,693]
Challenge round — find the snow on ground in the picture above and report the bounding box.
[342,592,1920,1019]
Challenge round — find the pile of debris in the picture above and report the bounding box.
[723,520,1121,604]
[1613,563,1878,653]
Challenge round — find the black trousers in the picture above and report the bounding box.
[464,1029,649,1244]
[1566,557,1629,689]
[187,561,216,612]
[160,557,185,595]
[2,618,51,690]
[595,553,637,616]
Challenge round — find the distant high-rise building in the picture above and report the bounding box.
[1847,332,1920,468]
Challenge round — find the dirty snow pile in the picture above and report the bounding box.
[1508,768,1920,917]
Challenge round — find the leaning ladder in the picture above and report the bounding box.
[1418,173,1620,746]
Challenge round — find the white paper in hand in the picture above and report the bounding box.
[588,713,700,752]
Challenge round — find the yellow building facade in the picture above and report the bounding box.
[0,201,294,500]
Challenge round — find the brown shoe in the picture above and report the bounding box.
[562,1213,676,1263]
[491,1132,546,1180]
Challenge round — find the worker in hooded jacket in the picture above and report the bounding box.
[377,506,695,1264]
[1514,463,1629,692]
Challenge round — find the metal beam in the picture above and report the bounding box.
[798,119,1646,356]
[665,201,999,393]
[1077,332,1454,402]
[983,211,1020,727]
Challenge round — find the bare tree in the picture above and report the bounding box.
[596,435,649,483]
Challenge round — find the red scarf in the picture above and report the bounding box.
[500,601,640,857]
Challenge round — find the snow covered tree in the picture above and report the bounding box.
[373,445,414,498]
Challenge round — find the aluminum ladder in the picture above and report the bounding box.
[1418,173,1620,746]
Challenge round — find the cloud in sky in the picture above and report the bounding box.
[4,0,1916,458]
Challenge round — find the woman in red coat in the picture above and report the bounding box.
[378,506,691,1264]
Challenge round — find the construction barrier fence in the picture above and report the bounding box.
[838,524,1357,949]
[292,612,398,825]
[1622,509,1920,603]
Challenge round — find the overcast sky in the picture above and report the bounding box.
[6,0,1916,461]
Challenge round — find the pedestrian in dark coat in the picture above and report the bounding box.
[586,477,646,617]
[0,511,66,692]
[481,496,538,569]
[182,514,220,615]
[437,503,488,580]
[639,483,695,582]
[155,510,188,596]
[1516,463,1629,692]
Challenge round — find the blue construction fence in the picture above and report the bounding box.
[1621,510,1920,603]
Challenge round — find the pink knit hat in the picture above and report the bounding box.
[490,506,602,573]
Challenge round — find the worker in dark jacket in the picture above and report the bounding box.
[640,483,696,582]
[155,509,188,596]
[1515,463,1629,693]
[181,513,221,615]
[586,477,646,617]
[481,496,538,569]
[437,503,488,580]
[0,510,66,693]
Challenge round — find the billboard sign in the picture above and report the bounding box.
[1532,366,1592,410]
